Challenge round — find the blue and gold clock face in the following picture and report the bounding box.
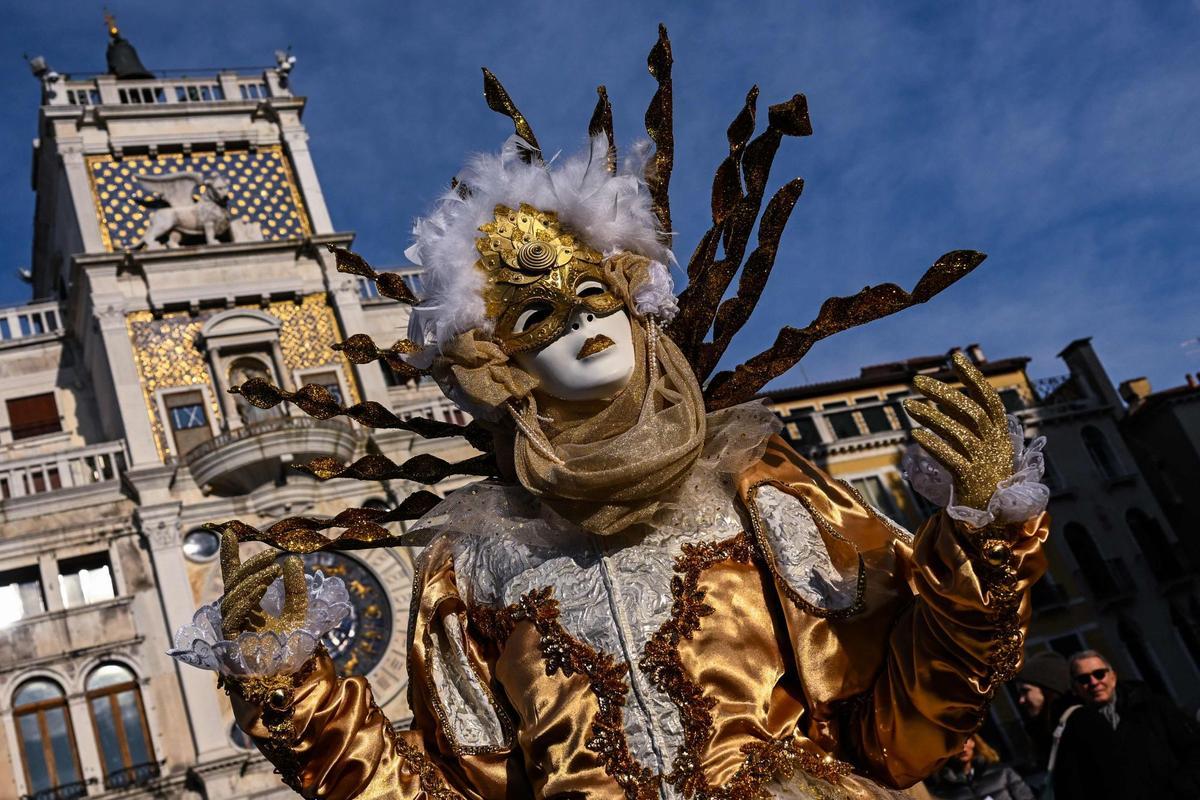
[302,552,393,678]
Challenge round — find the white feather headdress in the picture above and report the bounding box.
[405,136,675,355]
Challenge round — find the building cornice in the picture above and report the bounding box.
[72,231,354,270]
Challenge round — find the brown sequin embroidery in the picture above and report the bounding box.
[384,722,464,799]
[472,588,661,800]
[641,533,853,798]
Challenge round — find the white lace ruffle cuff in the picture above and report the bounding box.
[902,415,1050,530]
[167,571,351,677]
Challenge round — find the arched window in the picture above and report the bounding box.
[1081,425,1121,480]
[1064,522,1120,599]
[1118,615,1171,699]
[86,664,157,790]
[13,679,83,798]
[1127,508,1177,581]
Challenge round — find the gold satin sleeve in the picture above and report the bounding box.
[227,543,521,800]
[740,436,1049,789]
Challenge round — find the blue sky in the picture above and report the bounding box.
[3,1,1198,393]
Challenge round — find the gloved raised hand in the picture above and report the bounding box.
[902,351,1014,513]
[219,529,308,641]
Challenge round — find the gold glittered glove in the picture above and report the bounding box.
[220,530,308,640]
[903,351,1013,512]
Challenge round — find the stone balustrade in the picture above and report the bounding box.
[0,440,128,502]
[0,300,64,345]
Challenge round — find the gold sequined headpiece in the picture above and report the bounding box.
[476,203,623,353]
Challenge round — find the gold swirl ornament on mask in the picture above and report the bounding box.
[476,203,624,354]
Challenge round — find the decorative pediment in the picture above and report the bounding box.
[199,309,281,346]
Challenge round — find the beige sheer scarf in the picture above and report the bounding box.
[511,318,707,535]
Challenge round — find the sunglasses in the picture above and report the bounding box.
[1073,668,1110,686]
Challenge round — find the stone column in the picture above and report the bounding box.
[57,141,107,254]
[93,300,161,466]
[276,112,334,234]
[136,504,230,758]
[67,691,104,789]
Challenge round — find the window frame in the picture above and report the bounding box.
[154,385,221,459]
[57,552,117,610]
[844,472,904,524]
[295,366,350,408]
[12,679,83,797]
[0,565,46,626]
[84,665,156,788]
[5,392,63,442]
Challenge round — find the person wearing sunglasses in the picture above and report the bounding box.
[1013,651,1122,800]
[1068,650,1200,798]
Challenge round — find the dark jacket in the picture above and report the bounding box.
[1107,681,1200,799]
[1049,702,1126,800]
[927,758,1034,800]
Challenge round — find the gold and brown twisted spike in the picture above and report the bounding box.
[628,23,987,412]
[589,85,616,174]
[295,451,497,484]
[665,87,815,392]
[482,68,541,163]
[326,244,420,305]
[230,377,494,453]
[208,492,442,556]
[332,333,423,382]
[644,24,674,240]
[219,529,307,639]
[701,250,986,411]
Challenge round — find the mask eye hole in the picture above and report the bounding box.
[513,301,554,333]
[576,280,606,298]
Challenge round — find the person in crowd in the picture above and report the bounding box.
[1013,650,1121,799]
[926,734,1034,800]
[1070,649,1200,799]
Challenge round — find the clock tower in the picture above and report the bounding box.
[0,18,472,799]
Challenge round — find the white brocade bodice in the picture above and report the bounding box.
[406,403,866,798]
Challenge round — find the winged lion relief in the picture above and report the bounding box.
[134,170,263,249]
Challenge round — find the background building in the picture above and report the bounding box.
[4,18,1198,800]
[764,339,1200,762]
[0,24,470,800]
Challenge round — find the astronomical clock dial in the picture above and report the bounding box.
[300,548,415,719]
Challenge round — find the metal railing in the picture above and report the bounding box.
[0,440,127,501]
[103,761,161,791]
[0,300,64,343]
[22,781,88,800]
[184,415,351,463]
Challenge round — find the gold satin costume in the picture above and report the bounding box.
[228,435,1048,799]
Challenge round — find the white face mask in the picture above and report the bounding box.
[514,308,635,401]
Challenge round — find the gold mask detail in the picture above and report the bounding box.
[477,203,624,353]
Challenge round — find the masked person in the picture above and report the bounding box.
[169,44,1053,800]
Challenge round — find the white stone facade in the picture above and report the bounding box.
[0,56,473,800]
